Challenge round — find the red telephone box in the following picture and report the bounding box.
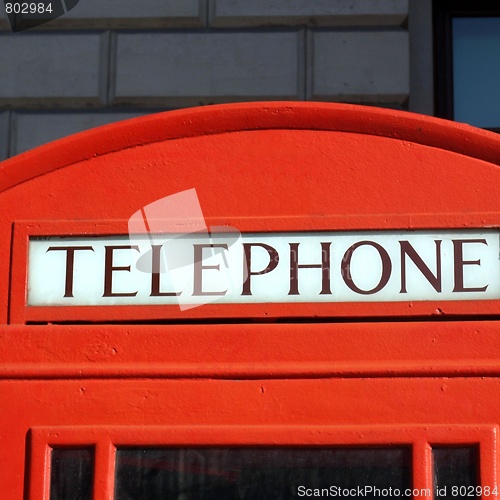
[1,102,500,499]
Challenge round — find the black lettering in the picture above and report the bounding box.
[241,243,279,295]
[288,242,332,295]
[47,246,94,298]
[342,241,392,295]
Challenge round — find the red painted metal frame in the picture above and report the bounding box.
[2,103,500,499]
[2,101,500,193]
[29,425,498,500]
[2,321,500,380]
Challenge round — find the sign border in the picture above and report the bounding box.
[10,215,500,324]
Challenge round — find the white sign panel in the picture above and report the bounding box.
[28,231,500,307]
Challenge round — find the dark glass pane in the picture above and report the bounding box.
[50,447,94,500]
[115,447,411,500]
[433,447,478,500]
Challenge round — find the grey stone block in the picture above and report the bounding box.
[0,112,9,161]
[211,0,408,27]
[311,30,409,104]
[114,31,301,106]
[12,111,151,156]
[41,0,205,29]
[0,32,106,107]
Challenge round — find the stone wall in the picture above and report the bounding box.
[0,0,431,159]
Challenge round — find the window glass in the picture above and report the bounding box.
[453,17,500,128]
[50,447,94,500]
[433,447,478,500]
[115,447,411,500]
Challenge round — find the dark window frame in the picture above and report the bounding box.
[433,0,500,131]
